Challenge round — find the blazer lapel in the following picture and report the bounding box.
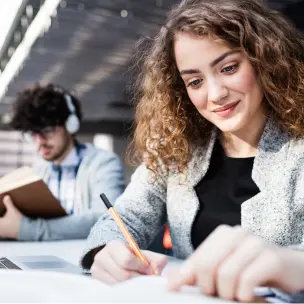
[187,129,217,187]
[242,118,290,242]
[171,130,217,258]
[251,118,289,191]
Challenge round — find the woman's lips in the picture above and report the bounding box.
[213,101,240,117]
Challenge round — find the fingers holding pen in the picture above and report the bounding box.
[110,241,153,275]
[142,250,168,275]
[91,240,152,284]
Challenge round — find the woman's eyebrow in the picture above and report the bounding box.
[180,68,201,76]
[180,50,241,76]
[210,50,240,67]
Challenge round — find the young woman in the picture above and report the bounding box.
[81,0,304,294]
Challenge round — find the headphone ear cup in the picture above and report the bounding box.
[64,94,80,134]
[65,114,80,134]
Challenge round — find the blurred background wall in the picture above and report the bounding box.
[0,0,301,183]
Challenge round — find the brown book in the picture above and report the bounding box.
[0,166,67,218]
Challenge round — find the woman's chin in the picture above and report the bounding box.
[212,117,245,134]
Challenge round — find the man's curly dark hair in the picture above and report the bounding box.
[10,83,82,133]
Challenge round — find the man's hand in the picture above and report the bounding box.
[0,195,22,239]
[168,225,304,302]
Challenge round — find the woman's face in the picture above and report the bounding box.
[174,32,265,134]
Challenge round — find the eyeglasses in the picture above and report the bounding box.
[23,127,57,141]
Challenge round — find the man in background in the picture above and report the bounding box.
[0,83,124,241]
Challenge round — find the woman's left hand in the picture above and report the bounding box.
[168,225,304,302]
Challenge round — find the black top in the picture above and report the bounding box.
[191,140,260,249]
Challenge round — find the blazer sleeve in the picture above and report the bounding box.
[18,212,102,241]
[87,151,125,212]
[80,164,168,270]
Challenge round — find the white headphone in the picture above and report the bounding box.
[64,94,80,134]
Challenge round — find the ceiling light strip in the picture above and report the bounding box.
[0,0,61,101]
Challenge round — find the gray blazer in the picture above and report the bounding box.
[81,119,304,269]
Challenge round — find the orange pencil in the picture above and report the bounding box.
[100,193,157,275]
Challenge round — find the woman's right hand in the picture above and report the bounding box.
[90,240,168,284]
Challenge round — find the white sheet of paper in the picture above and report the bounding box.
[0,270,112,302]
[1,265,270,303]
[1,269,235,303]
[115,276,237,303]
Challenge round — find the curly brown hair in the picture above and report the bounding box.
[129,0,304,176]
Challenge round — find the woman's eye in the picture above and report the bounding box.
[188,79,202,88]
[222,64,238,73]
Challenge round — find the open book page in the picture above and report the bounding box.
[0,166,40,193]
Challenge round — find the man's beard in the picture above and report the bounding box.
[40,142,69,162]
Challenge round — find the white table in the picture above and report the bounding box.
[0,241,272,303]
[0,240,226,303]
[0,239,86,265]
